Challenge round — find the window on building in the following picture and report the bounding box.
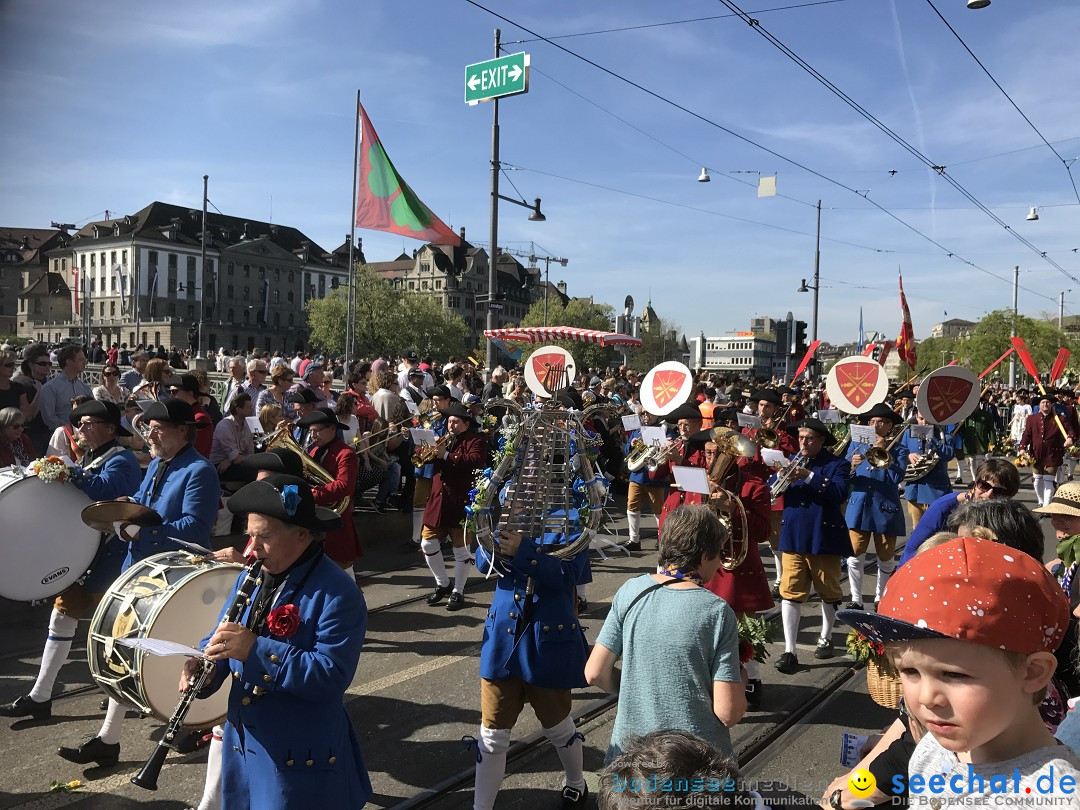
[421,281,428,290]
[435,280,442,290]
[318,276,325,296]
[99,301,105,317]
[148,251,158,268]
[243,309,250,324]
[273,312,280,327]
[34,298,41,314]
[227,262,234,276]
[288,314,294,326]
[90,277,96,293]
[110,301,116,317]
[227,308,235,322]
[110,251,117,267]
[207,258,214,275]
[273,290,280,304]
[420,260,431,273]
[243,264,250,277]
[288,270,294,283]
[168,254,177,270]
[122,249,128,266]
[187,305,194,319]
[90,253,96,268]
[274,267,280,280]
[408,281,415,290]
[287,291,294,303]
[259,266,265,279]
[242,286,249,301]
[331,277,339,289]
[187,256,196,273]
[227,284,234,299]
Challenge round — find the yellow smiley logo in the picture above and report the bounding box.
[848,769,877,798]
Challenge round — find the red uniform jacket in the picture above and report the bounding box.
[1021,410,1076,469]
[423,430,489,529]
[193,405,214,458]
[309,437,361,562]
[744,424,796,512]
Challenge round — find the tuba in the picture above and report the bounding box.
[706,428,757,571]
[263,428,350,515]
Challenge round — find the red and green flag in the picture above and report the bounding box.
[896,274,917,370]
[355,102,460,246]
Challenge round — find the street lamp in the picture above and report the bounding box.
[796,199,822,378]
[487,192,546,373]
[529,253,568,327]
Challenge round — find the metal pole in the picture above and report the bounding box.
[810,199,821,381]
[543,258,548,327]
[486,29,501,376]
[346,90,361,373]
[199,174,208,359]
[1060,290,1065,331]
[1009,265,1018,387]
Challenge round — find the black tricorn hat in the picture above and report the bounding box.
[285,388,319,405]
[240,448,304,478]
[438,401,475,422]
[69,399,131,437]
[753,389,783,406]
[664,403,704,423]
[713,407,739,424]
[227,474,341,532]
[142,398,197,426]
[862,402,902,424]
[296,407,349,430]
[785,417,836,446]
[425,384,452,400]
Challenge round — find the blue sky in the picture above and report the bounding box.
[3,0,1078,345]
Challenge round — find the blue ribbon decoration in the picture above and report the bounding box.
[564,730,586,748]
[461,735,483,763]
[281,484,301,516]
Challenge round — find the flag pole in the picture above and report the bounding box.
[345,90,361,373]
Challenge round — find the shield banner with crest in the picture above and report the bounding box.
[916,366,980,426]
[825,356,888,415]
[640,361,692,416]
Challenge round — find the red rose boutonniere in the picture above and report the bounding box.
[266,604,301,639]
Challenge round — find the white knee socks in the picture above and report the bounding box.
[820,602,837,641]
[473,726,511,810]
[626,510,641,544]
[29,609,78,702]
[542,714,586,792]
[876,558,897,602]
[576,584,587,600]
[421,537,449,588]
[196,725,224,810]
[452,545,471,594]
[1033,474,1045,506]
[967,455,983,483]
[411,511,424,542]
[781,599,800,654]
[846,555,864,605]
[1044,475,1057,506]
[97,697,125,745]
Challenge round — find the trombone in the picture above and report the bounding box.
[862,425,908,469]
[411,433,452,467]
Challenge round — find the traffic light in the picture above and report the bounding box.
[775,322,789,357]
[794,320,808,356]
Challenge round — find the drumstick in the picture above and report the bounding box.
[170,538,213,555]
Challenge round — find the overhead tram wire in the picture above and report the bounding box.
[923,0,1080,208]
[508,0,851,44]
[711,0,1080,287]
[529,65,816,209]
[462,0,1059,304]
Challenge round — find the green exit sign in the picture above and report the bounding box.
[464,52,529,105]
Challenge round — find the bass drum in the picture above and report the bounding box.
[88,552,242,728]
[0,468,99,601]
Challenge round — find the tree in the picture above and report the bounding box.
[629,315,684,371]
[306,263,469,360]
[515,296,616,373]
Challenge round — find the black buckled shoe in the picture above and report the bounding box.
[577,597,588,614]
[57,736,120,767]
[446,591,466,611]
[426,584,453,606]
[0,694,52,720]
[842,601,863,611]
[561,784,589,809]
[774,651,799,674]
[745,679,762,711]
[815,637,834,659]
[622,539,641,552]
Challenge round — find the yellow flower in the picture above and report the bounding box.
[67,780,81,790]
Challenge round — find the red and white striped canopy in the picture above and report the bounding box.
[483,326,642,347]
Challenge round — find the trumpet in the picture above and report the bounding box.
[647,439,684,473]
[626,439,664,473]
[132,559,264,791]
[768,452,809,502]
[411,433,452,467]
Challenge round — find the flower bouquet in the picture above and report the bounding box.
[737,615,771,664]
[31,456,69,483]
[847,630,902,709]
[1014,450,1036,468]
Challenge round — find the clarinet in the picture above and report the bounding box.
[131,558,264,791]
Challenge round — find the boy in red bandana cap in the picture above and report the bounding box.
[839,538,1079,808]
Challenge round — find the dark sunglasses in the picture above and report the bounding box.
[102,371,119,377]
[33,361,52,367]
[974,479,1009,497]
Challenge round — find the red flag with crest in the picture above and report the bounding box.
[896,274,916,370]
[355,103,460,246]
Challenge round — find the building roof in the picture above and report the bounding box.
[21,271,69,296]
[61,202,340,269]
[936,318,977,328]
[0,227,67,267]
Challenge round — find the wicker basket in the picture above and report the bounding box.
[866,655,903,709]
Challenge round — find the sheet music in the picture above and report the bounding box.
[816,409,842,424]
[760,448,789,469]
[848,425,878,446]
[908,424,933,439]
[621,414,642,431]
[737,413,761,429]
[115,637,206,658]
[640,426,668,446]
[671,465,711,495]
[245,416,265,436]
[410,428,436,447]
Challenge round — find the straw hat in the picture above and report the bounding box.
[1033,481,1080,518]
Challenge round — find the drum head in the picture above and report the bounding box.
[82,500,162,535]
[0,472,99,601]
[141,562,242,727]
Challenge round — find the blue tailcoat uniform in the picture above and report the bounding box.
[844,439,907,536]
[900,429,954,506]
[202,552,371,810]
[778,449,852,557]
[71,442,145,592]
[477,541,589,690]
[124,443,219,571]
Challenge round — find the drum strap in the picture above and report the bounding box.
[82,443,125,474]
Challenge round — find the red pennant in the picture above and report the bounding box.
[924,375,975,423]
[652,369,688,409]
[1051,348,1070,383]
[1010,337,1041,380]
[834,361,883,409]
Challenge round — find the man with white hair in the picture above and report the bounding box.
[221,356,247,412]
[482,367,507,401]
[242,358,269,402]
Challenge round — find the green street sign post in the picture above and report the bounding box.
[464,52,529,105]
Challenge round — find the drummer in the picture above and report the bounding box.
[183,474,372,809]
[57,398,220,768]
[0,400,141,722]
